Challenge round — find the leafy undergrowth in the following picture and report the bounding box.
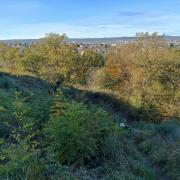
[0,73,179,180]
[131,121,180,180]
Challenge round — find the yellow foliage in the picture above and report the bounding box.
[104,33,180,121]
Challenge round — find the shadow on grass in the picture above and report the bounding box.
[0,72,176,123]
[65,86,142,123]
[0,72,51,91]
[66,86,178,123]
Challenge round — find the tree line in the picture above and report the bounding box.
[0,32,179,121]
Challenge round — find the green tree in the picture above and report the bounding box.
[73,50,104,84]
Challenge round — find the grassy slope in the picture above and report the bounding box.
[0,73,179,179]
[66,85,180,180]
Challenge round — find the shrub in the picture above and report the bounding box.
[45,101,119,165]
[0,139,42,180]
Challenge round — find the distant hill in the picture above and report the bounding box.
[1,36,180,45]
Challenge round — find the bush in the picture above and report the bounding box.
[0,139,43,180]
[45,101,119,165]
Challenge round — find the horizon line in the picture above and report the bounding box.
[1,35,180,41]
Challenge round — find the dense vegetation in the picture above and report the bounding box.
[0,33,179,179]
[103,34,180,121]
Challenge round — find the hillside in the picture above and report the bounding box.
[0,73,179,179]
[0,33,179,179]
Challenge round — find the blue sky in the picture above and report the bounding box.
[0,0,180,39]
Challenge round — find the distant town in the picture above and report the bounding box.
[1,36,180,55]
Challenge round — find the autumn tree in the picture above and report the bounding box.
[21,33,78,83]
[0,43,22,74]
[22,34,104,85]
[104,33,180,121]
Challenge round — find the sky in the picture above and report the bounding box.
[0,0,180,39]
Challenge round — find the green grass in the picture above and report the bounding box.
[131,121,180,179]
[0,73,179,179]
